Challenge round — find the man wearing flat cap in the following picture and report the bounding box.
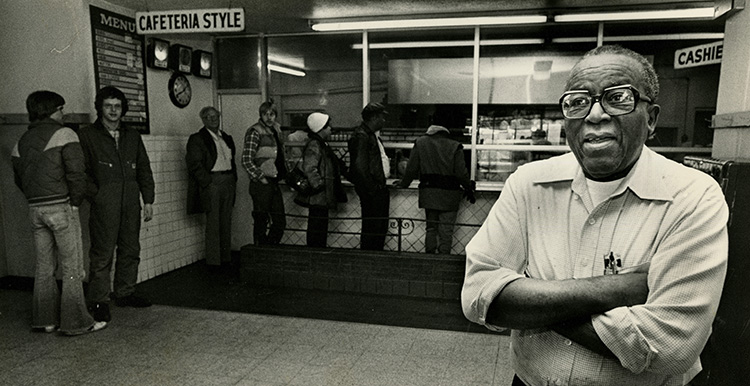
[348,102,390,250]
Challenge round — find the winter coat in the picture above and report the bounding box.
[347,122,386,195]
[11,118,87,206]
[398,126,471,211]
[294,132,346,209]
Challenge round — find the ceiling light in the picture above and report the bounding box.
[351,38,545,50]
[554,7,715,22]
[268,64,306,77]
[312,15,547,31]
[550,32,724,44]
[605,33,724,41]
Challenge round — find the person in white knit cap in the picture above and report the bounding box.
[294,112,347,247]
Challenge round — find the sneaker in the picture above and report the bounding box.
[88,302,111,322]
[62,321,108,336]
[114,294,152,308]
[32,325,58,333]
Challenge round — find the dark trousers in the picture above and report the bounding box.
[249,180,286,245]
[358,187,390,251]
[306,205,329,248]
[205,174,235,265]
[425,209,458,254]
[87,194,141,303]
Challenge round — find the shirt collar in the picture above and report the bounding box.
[206,127,223,140]
[533,146,674,202]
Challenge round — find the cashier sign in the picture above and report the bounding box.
[135,8,244,34]
[674,40,723,69]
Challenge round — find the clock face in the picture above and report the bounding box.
[154,42,168,61]
[168,73,192,108]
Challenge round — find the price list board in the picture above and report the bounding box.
[89,5,150,133]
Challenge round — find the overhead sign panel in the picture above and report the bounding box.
[674,41,723,69]
[136,8,244,34]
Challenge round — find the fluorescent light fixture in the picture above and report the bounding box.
[554,7,715,22]
[551,32,724,44]
[268,54,305,70]
[268,64,306,77]
[351,38,544,50]
[481,38,545,46]
[312,15,547,31]
[550,37,598,44]
[604,33,724,41]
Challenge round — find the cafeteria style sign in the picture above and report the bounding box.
[674,40,723,69]
[135,8,244,34]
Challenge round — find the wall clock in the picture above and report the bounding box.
[147,38,169,69]
[168,72,192,108]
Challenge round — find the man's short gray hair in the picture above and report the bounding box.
[569,45,659,102]
[199,106,220,120]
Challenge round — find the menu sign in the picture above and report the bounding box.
[89,5,150,133]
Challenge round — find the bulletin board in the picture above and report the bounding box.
[89,5,150,133]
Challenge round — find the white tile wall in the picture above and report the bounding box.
[138,136,204,282]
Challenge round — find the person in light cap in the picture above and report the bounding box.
[294,112,347,247]
[348,102,390,250]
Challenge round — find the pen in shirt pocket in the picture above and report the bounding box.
[603,251,622,275]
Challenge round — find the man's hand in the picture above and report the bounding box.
[143,203,153,222]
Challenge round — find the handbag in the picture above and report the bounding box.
[285,140,325,196]
[285,164,315,196]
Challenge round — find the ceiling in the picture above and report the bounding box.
[108,0,723,34]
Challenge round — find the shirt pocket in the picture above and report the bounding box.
[618,261,651,274]
[123,160,137,179]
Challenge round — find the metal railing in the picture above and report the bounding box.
[253,210,483,254]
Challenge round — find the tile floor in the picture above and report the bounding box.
[0,289,514,386]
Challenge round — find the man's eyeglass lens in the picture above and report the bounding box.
[560,86,646,119]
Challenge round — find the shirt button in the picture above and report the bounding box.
[565,340,572,346]
[588,218,596,225]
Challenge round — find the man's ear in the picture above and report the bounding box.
[647,104,660,137]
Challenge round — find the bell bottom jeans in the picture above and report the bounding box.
[29,203,95,334]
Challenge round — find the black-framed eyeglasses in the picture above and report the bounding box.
[559,84,653,120]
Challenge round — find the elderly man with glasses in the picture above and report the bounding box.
[186,107,237,271]
[462,45,728,386]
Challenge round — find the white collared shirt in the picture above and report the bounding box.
[462,147,728,386]
[375,131,390,179]
[207,128,232,172]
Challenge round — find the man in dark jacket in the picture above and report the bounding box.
[12,91,107,335]
[186,107,237,269]
[78,86,155,322]
[396,108,474,254]
[348,102,390,250]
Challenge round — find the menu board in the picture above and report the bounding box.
[89,5,150,134]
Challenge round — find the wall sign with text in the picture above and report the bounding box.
[89,5,150,133]
[135,8,245,34]
[674,41,723,70]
